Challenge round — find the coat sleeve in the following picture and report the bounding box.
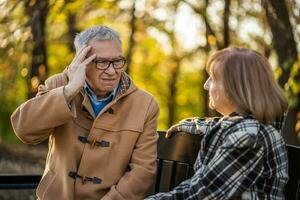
[10,73,75,144]
[177,117,220,135]
[102,98,160,200]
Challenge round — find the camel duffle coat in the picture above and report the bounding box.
[11,71,159,200]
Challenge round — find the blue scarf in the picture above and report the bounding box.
[84,82,119,116]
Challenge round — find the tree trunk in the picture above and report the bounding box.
[263,0,299,145]
[66,10,78,52]
[262,0,297,86]
[166,1,181,126]
[223,0,231,48]
[25,0,49,98]
[125,0,137,75]
[203,0,228,116]
[168,58,180,127]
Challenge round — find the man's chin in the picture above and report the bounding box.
[105,85,117,90]
[101,86,116,93]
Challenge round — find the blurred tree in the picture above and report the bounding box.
[0,1,30,142]
[165,0,181,127]
[152,0,207,126]
[263,0,298,86]
[183,0,230,117]
[24,0,49,98]
[263,0,300,143]
[223,0,231,47]
[125,0,137,75]
[64,0,79,52]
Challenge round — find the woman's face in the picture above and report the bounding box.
[204,62,236,116]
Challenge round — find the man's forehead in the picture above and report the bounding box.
[88,38,121,47]
[86,39,122,58]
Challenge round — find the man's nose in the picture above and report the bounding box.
[104,63,116,74]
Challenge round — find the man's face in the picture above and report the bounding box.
[86,38,123,98]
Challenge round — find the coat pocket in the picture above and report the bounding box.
[36,169,56,199]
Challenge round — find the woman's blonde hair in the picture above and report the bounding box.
[206,47,288,123]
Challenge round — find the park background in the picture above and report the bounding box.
[0,0,300,198]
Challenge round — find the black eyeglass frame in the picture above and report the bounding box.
[92,57,127,70]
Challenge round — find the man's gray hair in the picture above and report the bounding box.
[74,25,121,52]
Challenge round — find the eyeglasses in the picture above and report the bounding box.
[93,57,126,70]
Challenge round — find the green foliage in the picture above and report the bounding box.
[130,33,169,130]
[285,58,300,108]
[0,1,31,142]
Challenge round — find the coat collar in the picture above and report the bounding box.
[80,72,137,118]
[218,112,245,130]
[219,112,285,132]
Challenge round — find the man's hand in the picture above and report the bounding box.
[64,45,96,102]
[165,124,180,138]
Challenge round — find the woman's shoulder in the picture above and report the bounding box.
[223,115,285,147]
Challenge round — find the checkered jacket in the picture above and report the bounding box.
[146,113,288,200]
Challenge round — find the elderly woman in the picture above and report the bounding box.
[146,47,288,199]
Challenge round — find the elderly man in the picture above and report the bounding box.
[11,25,159,200]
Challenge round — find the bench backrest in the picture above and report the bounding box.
[286,144,300,200]
[147,131,202,194]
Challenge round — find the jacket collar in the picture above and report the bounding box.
[219,112,285,132]
[217,112,245,130]
[84,82,119,103]
[80,72,137,117]
[114,71,133,99]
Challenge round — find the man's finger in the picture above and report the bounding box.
[76,44,87,56]
[82,54,96,66]
[72,45,91,64]
[69,52,95,74]
[77,46,92,63]
[72,44,88,64]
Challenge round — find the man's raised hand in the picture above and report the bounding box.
[64,45,96,102]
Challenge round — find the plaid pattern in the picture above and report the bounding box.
[146,113,288,200]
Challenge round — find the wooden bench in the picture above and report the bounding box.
[147,131,202,194]
[0,131,299,199]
